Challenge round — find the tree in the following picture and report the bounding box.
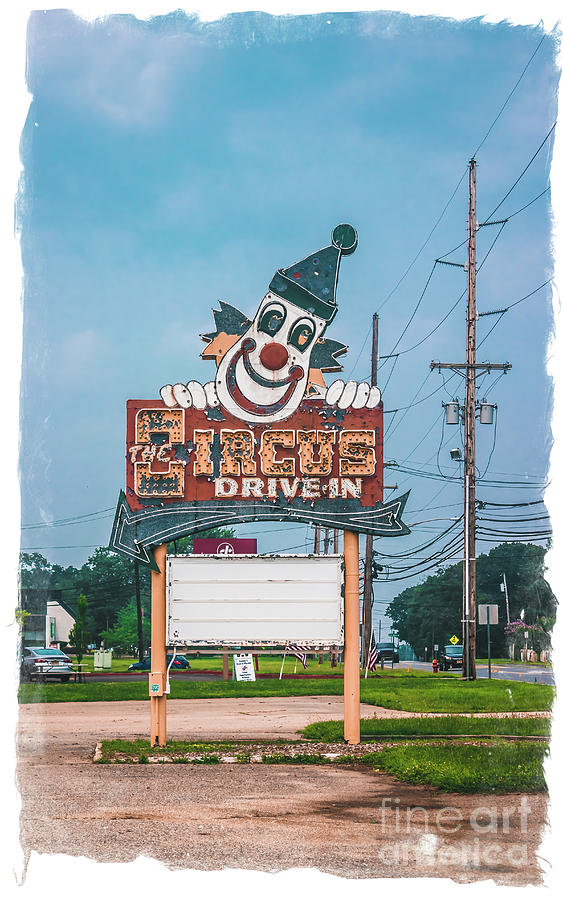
[74,547,146,643]
[19,553,53,589]
[386,543,555,659]
[19,527,239,651]
[100,598,151,655]
[67,594,90,663]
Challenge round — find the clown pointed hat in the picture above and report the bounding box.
[269,223,357,324]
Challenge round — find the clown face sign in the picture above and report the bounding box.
[160,225,381,423]
[110,225,409,570]
[213,292,328,423]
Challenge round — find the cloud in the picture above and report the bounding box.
[27,11,205,130]
[57,328,108,382]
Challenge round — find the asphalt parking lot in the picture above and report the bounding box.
[17,697,548,885]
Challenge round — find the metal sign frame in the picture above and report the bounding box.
[166,553,345,648]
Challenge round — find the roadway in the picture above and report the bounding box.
[397,659,555,685]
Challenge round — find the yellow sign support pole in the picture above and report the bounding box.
[343,529,360,744]
[150,543,167,747]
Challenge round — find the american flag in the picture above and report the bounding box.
[367,634,380,672]
[287,644,308,669]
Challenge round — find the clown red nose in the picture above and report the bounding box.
[259,341,289,371]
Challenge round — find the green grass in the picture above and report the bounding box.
[18,670,554,712]
[302,716,551,741]
[100,738,237,755]
[95,736,548,793]
[369,740,548,793]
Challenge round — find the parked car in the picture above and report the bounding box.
[128,654,191,671]
[21,647,74,682]
[438,644,464,670]
[375,642,399,663]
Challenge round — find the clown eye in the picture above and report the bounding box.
[288,319,315,351]
[258,304,286,336]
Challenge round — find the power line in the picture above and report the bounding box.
[382,261,438,360]
[479,499,546,508]
[374,517,463,560]
[377,173,466,315]
[353,39,550,394]
[483,122,557,223]
[398,457,548,481]
[21,507,115,529]
[21,544,102,550]
[477,513,550,523]
[381,539,466,582]
[472,33,547,157]
[435,186,550,270]
[383,218,508,365]
[502,186,550,220]
[377,31,548,325]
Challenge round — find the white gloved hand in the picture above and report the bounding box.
[323,379,381,410]
[160,380,219,410]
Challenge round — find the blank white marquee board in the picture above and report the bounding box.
[166,554,344,646]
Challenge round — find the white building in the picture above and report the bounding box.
[46,599,76,647]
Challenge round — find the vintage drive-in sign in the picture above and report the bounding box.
[110,225,409,569]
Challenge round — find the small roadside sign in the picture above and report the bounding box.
[449,634,460,645]
[478,604,499,625]
[233,653,256,682]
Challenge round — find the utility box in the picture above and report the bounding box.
[94,649,113,669]
[149,672,164,696]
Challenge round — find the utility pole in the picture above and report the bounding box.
[362,313,378,664]
[323,527,331,555]
[502,572,510,623]
[430,158,511,681]
[314,525,321,554]
[465,156,478,682]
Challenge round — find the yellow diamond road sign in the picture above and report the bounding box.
[449,634,460,645]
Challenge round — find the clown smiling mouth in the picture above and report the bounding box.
[225,338,304,416]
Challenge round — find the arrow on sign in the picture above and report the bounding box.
[109,490,411,571]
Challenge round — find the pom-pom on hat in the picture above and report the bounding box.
[269,224,357,323]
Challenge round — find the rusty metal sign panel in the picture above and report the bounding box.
[192,537,257,554]
[166,554,345,646]
[110,225,410,568]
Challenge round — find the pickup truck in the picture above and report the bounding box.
[437,644,464,670]
[376,642,399,663]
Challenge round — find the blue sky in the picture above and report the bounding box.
[19,8,559,634]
